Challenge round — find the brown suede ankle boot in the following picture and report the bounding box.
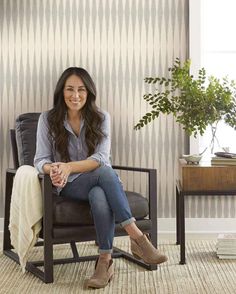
[86,258,114,289]
[130,234,168,264]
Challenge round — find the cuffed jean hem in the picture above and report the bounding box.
[120,217,136,228]
[98,248,113,254]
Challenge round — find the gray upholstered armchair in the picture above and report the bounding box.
[3,113,158,283]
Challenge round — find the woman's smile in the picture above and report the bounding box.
[64,75,87,112]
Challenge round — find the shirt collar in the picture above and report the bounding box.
[63,113,84,135]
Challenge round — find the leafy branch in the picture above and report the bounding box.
[134,58,236,137]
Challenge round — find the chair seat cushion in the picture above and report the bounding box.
[52,219,152,240]
[53,191,149,225]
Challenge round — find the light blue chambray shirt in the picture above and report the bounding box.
[34,110,111,184]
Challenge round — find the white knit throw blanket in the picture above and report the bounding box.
[9,165,43,272]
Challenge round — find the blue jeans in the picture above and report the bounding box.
[60,166,135,253]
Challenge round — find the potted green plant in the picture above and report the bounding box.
[134,58,236,161]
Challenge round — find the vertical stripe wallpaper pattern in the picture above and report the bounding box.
[1,0,234,219]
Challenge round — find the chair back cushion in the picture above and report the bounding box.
[15,113,40,166]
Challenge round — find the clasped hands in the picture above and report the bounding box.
[49,162,71,188]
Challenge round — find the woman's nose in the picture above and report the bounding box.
[72,91,79,98]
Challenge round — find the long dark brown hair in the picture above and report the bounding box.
[47,67,105,162]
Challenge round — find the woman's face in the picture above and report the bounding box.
[63,74,88,114]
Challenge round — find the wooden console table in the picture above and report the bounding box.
[176,159,236,264]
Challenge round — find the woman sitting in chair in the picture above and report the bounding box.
[34,67,167,289]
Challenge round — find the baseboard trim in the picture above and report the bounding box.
[158,218,236,234]
[0,217,235,234]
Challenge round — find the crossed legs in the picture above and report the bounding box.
[88,185,143,262]
[61,166,167,288]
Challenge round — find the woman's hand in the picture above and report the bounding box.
[50,164,64,187]
[50,162,71,188]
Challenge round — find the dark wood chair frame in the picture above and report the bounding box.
[3,129,158,283]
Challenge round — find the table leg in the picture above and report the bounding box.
[179,191,186,264]
[176,185,180,245]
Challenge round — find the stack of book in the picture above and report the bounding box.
[216,233,236,259]
[211,152,236,166]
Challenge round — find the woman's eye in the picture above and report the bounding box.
[65,87,86,93]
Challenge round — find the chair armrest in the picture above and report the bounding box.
[112,165,156,173]
[38,173,49,180]
[112,165,157,235]
[37,173,53,242]
[4,170,18,250]
[4,169,18,246]
[38,173,53,194]
[5,169,17,206]
[6,168,17,175]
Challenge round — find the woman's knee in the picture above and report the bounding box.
[88,186,110,211]
[96,166,117,182]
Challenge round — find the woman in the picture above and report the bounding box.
[34,67,167,289]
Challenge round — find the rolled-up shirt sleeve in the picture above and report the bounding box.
[87,111,111,166]
[34,112,53,173]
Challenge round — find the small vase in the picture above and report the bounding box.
[182,154,202,165]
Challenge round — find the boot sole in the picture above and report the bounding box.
[86,275,113,289]
[131,250,168,264]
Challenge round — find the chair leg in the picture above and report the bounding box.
[148,168,158,270]
[42,174,54,283]
[113,246,155,270]
[70,241,79,260]
[43,236,53,283]
[149,233,158,270]
[3,171,14,251]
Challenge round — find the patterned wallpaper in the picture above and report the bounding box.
[2,0,231,220]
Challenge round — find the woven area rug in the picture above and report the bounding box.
[1,237,236,294]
